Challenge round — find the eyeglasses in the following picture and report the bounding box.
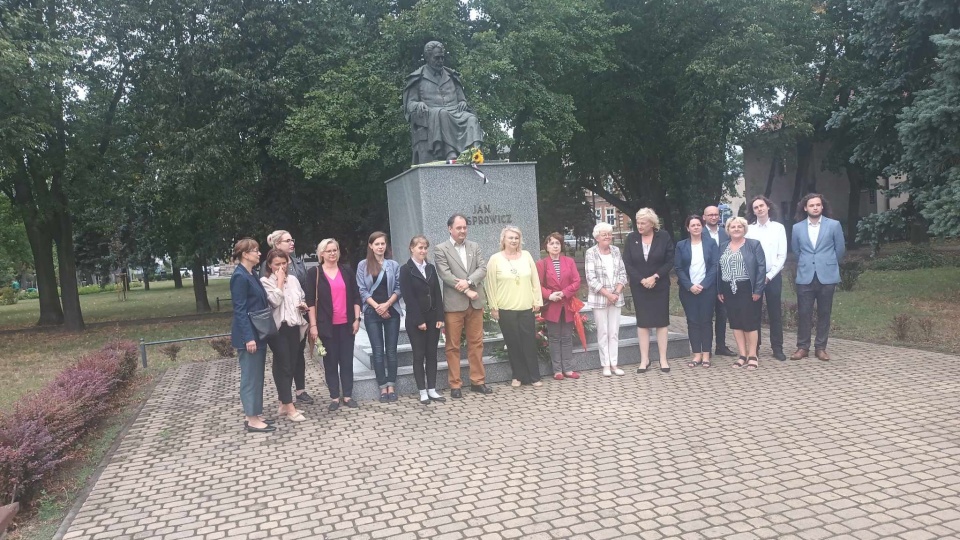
[323,249,339,254]
[705,213,720,217]
[280,238,295,244]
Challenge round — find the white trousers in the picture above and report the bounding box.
[593,306,621,367]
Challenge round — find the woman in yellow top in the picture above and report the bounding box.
[486,226,544,387]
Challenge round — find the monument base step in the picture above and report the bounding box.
[349,332,690,400]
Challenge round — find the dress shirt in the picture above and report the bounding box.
[807,218,821,249]
[706,226,721,246]
[449,236,468,270]
[414,258,428,278]
[745,218,787,280]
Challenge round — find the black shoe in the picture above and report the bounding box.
[773,351,787,361]
[262,418,276,425]
[470,384,494,395]
[295,391,315,404]
[715,346,736,357]
[328,400,340,411]
[450,388,462,399]
[388,392,398,402]
[379,393,389,403]
[420,397,431,405]
[636,365,648,373]
[344,399,359,409]
[429,395,447,403]
[244,421,276,433]
[660,366,671,373]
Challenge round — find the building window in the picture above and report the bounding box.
[869,190,877,204]
[605,208,616,225]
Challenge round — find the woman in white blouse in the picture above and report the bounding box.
[261,248,309,421]
[674,216,719,368]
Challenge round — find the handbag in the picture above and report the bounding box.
[248,307,278,340]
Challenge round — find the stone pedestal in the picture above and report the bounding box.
[385,162,540,264]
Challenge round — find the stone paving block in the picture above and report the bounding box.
[56,322,960,540]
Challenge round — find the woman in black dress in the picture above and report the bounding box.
[623,208,675,373]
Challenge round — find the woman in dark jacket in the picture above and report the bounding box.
[675,215,720,368]
[230,238,275,433]
[717,217,767,371]
[398,235,446,405]
[305,238,362,411]
[623,207,676,373]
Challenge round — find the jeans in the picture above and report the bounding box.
[238,347,267,416]
[364,306,400,388]
[498,309,540,384]
[679,286,715,354]
[323,323,355,399]
[796,275,835,351]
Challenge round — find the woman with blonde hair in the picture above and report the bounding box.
[486,226,543,387]
[261,230,314,405]
[623,208,675,373]
[305,239,362,410]
[718,217,766,370]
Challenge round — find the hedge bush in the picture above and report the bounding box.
[868,246,959,271]
[0,341,137,505]
[0,287,17,305]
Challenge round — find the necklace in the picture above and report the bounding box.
[505,256,520,285]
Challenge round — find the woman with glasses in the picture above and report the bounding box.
[305,239,362,410]
[261,230,314,405]
[230,238,274,433]
[485,226,543,387]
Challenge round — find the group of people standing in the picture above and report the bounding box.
[230,193,844,433]
[675,194,845,371]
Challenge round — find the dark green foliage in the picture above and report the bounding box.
[868,247,959,271]
[838,261,864,292]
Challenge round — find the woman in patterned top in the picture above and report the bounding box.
[717,217,767,371]
[584,222,629,376]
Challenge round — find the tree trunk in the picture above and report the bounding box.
[54,211,85,332]
[143,269,151,291]
[845,165,865,245]
[764,150,779,197]
[171,256,183,289]
[23,217,64,326]
[192,258,211,313]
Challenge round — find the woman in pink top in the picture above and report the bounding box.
[306,238,362,411]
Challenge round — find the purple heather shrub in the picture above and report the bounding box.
[0,340,139,505]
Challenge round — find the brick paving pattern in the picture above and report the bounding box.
[60,320,960,540]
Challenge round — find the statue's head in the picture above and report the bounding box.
[424,41,445,71]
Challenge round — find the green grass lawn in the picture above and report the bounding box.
[668,266,960,353]
[0,278,232,329]
[0,279,236,411]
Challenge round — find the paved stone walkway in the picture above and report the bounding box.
[60,322,960,540]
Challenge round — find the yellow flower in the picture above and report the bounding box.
[472,149,484,165]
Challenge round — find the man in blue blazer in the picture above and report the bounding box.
[703,205,734,356]
[790,194,845,361]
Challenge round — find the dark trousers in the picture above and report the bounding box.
[267,323,300,404]
[408,322,442,390]
[294,336,306,392]
[679,287,715,354]
[499,309,540,384]
[714,296,729,349]
[238,347,266,416]
[364,306,401,388]
[796,275,836,351]
[755,274,784,353]
[323,323,355,399]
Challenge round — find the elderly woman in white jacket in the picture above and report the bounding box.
[260,248,309,422]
